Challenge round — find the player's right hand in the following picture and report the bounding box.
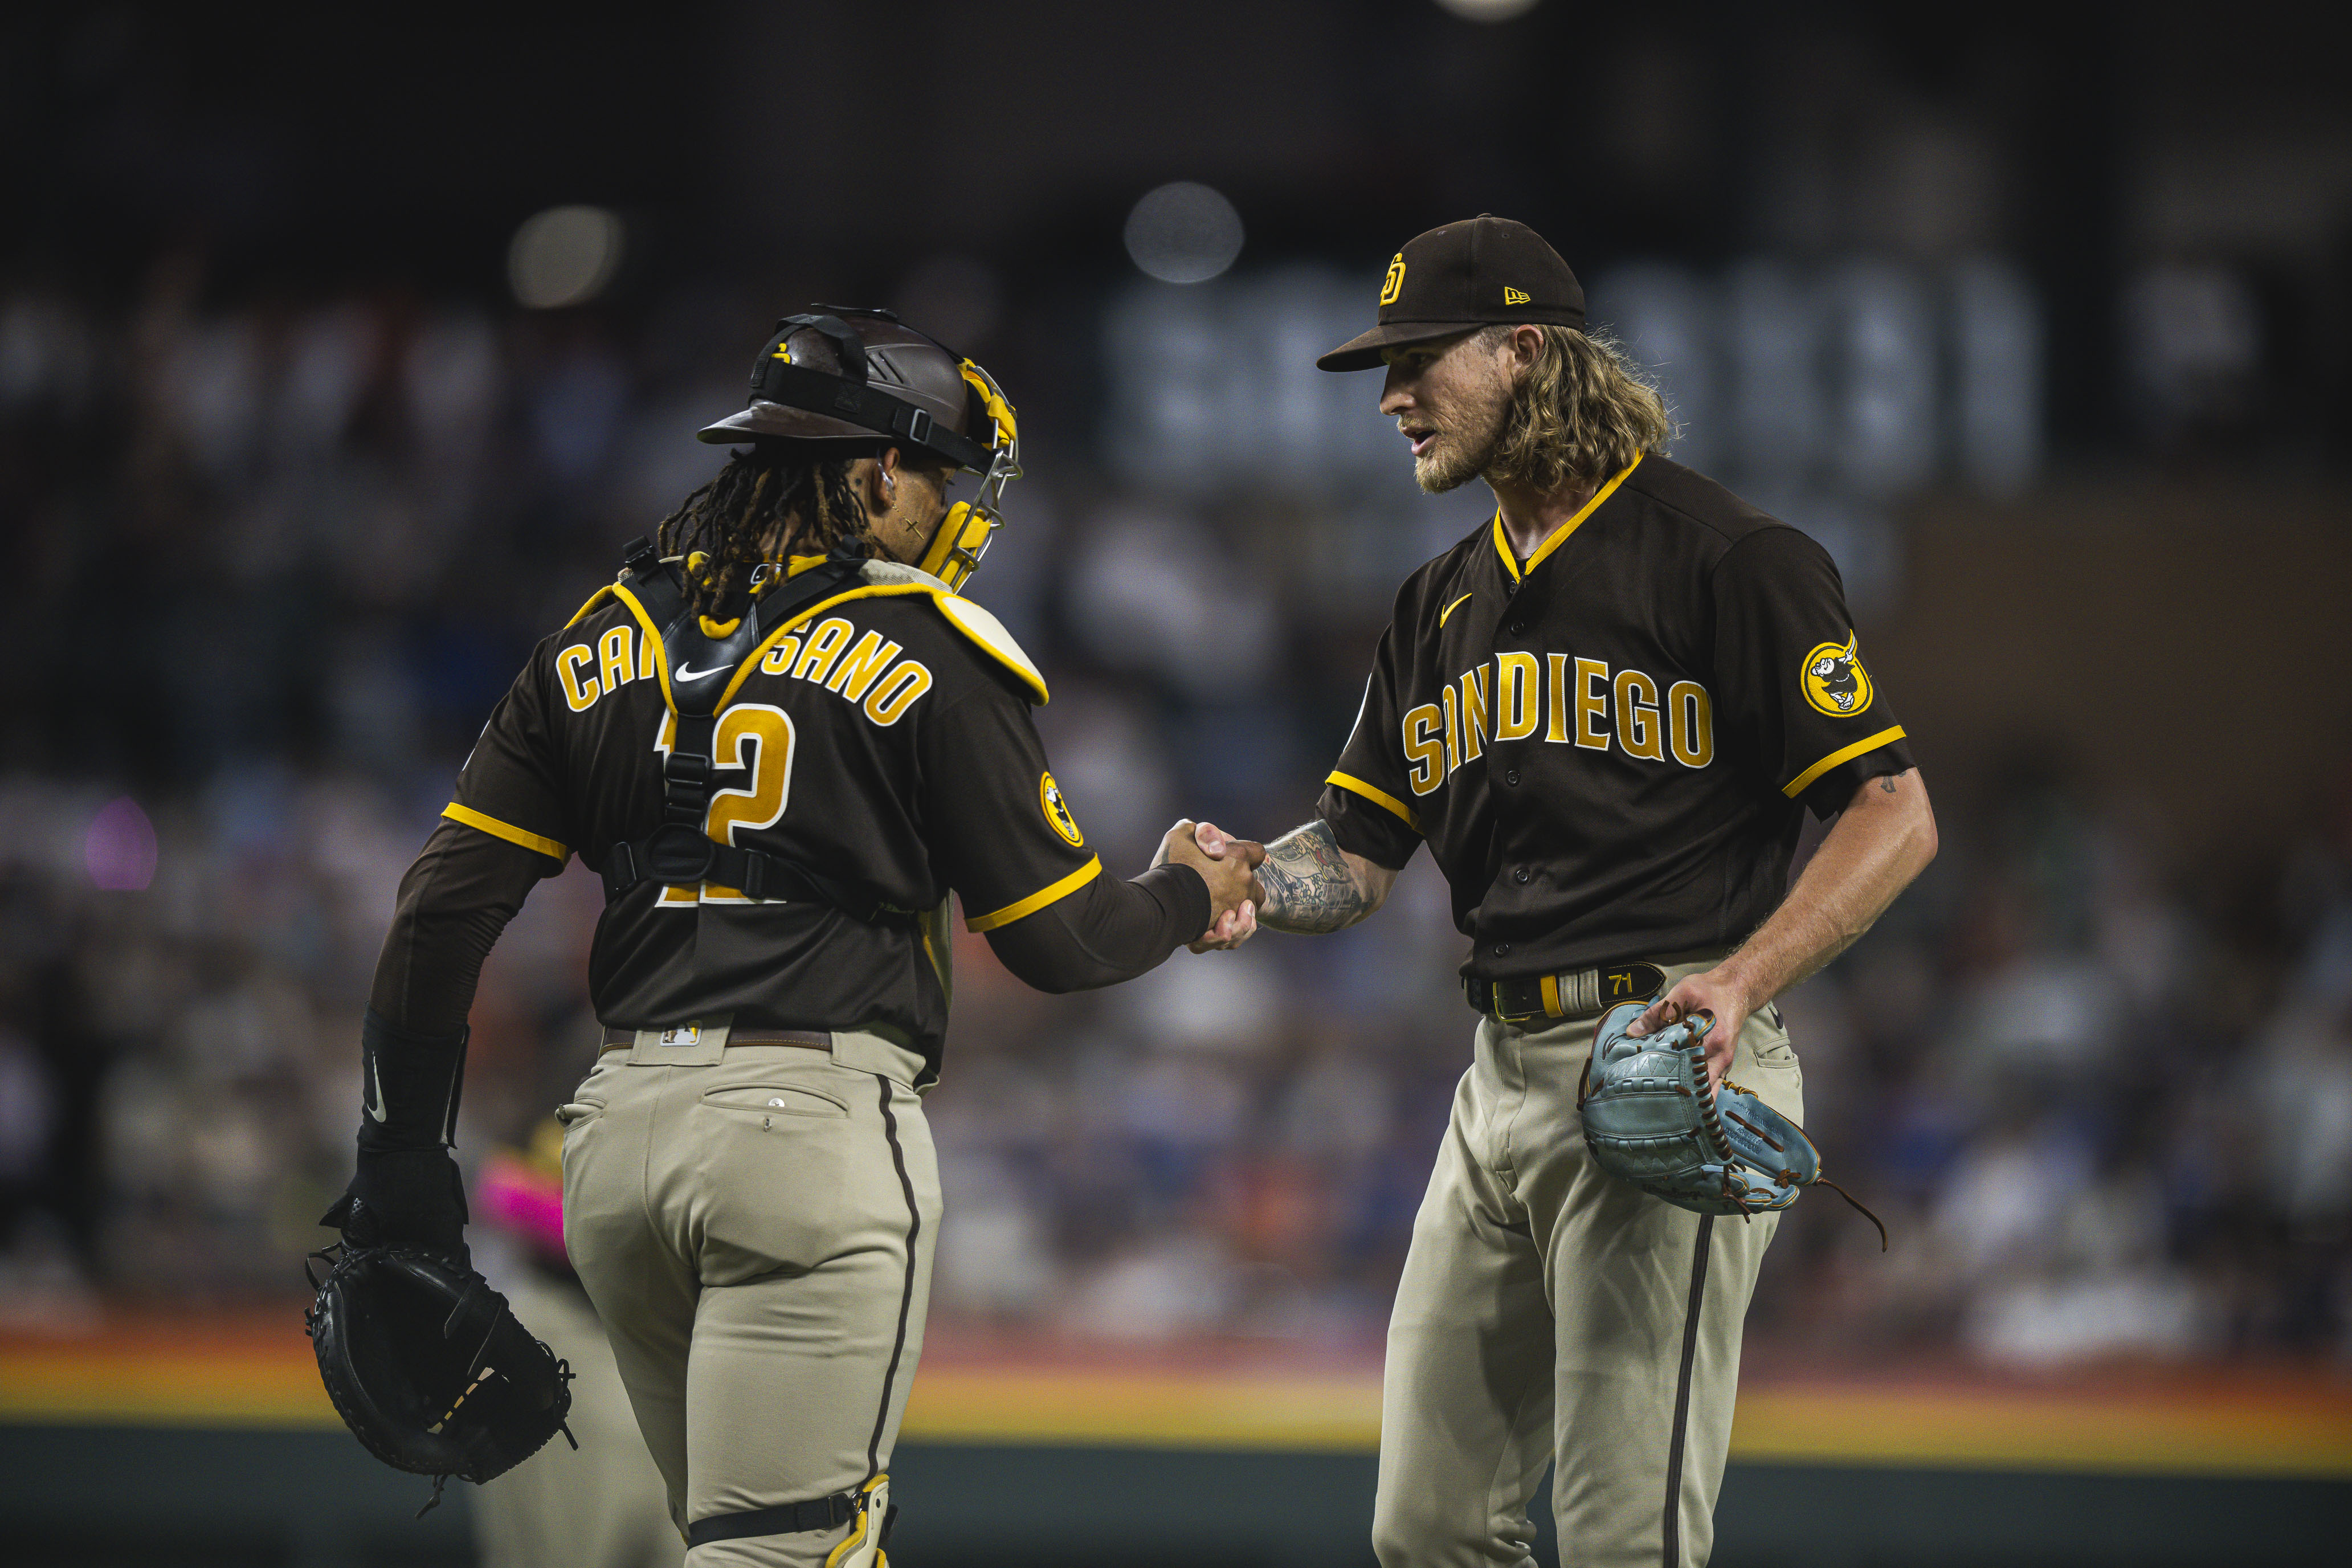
[322,1146,471,1267]
[1155,818,1263,948]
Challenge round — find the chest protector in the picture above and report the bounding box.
[594,537,914,926]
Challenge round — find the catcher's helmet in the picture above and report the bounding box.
[699,308,1020,592]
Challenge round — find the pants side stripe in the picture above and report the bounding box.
[1661,1214,1714,1568]
[864,1073,922,1483]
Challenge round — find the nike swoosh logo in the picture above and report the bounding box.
[365,1060,388,1122]
[675,662,730,682]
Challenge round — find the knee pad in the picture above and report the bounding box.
[824,1476,893,1568]
[685,1473,895,1563]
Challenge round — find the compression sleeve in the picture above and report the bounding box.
[981,861,1212,994]
[368,816,548,1037]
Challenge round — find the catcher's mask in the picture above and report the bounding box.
[698,307,1021,593]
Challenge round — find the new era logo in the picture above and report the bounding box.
[1503,286,1531,305]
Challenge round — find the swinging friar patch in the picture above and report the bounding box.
[1800,632,1873,717]
[1039,772,1084,847]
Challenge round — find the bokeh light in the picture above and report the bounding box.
[83,795,157,891]
[893,254,1004,349]
[1432,0,1541,20]
[507,205,626,309]
[1122,182,1245,284]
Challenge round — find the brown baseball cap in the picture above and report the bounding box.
[1316,215,1586,372]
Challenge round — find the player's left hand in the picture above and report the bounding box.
[1626,969,1751,1092]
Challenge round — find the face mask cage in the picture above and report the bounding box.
[920,358,1022,593]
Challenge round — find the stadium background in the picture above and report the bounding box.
[1,2,2347,1562]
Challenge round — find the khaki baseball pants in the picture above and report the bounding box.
[559,1028,940,1568]
[1373,962,1803,1568]
[471,1269,684,1568]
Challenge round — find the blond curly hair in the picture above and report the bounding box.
[1480,323,1675,493]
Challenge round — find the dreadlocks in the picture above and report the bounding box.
[654,445,868,613]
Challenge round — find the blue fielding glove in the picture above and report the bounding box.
[1579,1002,1883,1246]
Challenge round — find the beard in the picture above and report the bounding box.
[1411,404,1506,495]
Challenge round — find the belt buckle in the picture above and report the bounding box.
[1496,1004,1542,1027]
[1493,979,1549,1027]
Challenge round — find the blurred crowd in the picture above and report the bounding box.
[0,273,2346,1370]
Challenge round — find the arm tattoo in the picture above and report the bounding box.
[1879,775,1897,794]
[1255,819,1370,935]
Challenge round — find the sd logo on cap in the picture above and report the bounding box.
[1319,215,1587,373]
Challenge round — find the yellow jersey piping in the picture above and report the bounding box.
[965,856,1103,933]
[442,803,569,861]
[1325,770,1420,834]
[920,920,946,993]
[608,580,677,711]
[1782,725,1907,799]
[1489,454,1644,583]
[933,594,1051,705]
[1439,591,1474,627]
[563,583,619,630]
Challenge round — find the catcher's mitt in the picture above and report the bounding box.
[1578,1002,1884,1247]
[305,1242,575,1512]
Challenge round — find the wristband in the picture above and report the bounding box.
[357,1009,469,1153]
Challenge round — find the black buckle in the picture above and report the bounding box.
[1463,975,1543,1024]
[602,840,641,896]
[644,823,717,885]
[1492,982,1546,1025]
[662,752,713,817]
[734,852,768,902]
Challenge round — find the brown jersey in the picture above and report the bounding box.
[1318,454,1914,981]
[444,558,1107,1078]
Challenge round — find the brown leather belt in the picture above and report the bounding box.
[600,1027,831,1053]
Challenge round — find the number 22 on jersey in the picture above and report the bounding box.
[652,705,797,907]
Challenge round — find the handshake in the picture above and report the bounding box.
[1153,819,1267,953]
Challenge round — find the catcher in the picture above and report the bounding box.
[319,308,1256,1566]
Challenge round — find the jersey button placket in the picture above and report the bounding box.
[1503,767,1520,786]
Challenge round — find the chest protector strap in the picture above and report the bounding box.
[599,539,915,928]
